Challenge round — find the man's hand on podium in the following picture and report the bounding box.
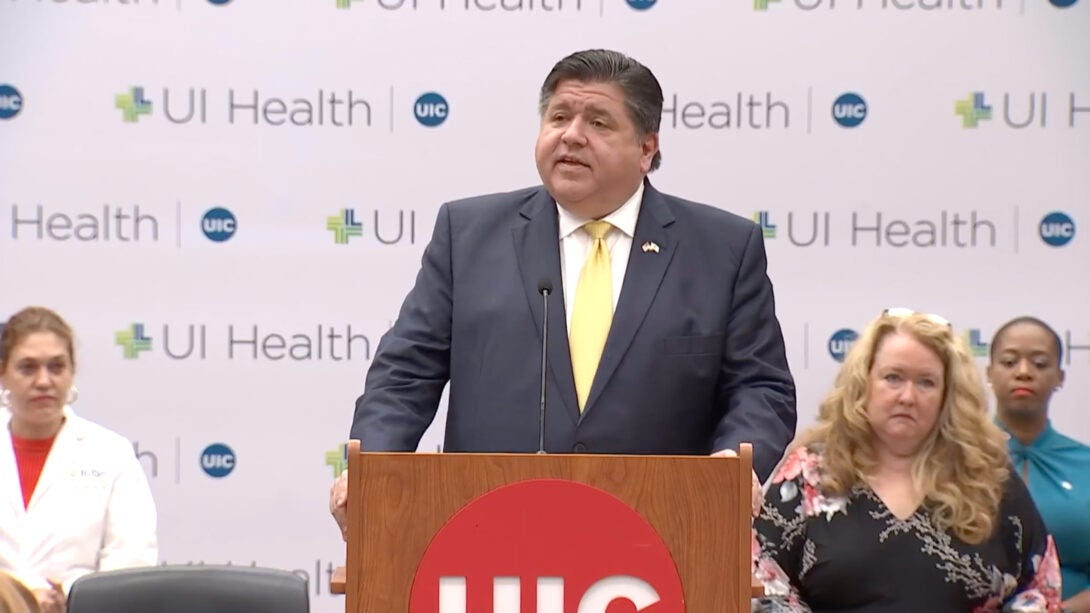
[710,449,762,517]
[330,469,349,542]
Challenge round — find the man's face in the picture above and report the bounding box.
[534,80,658,219]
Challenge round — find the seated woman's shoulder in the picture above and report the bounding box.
[69,414,139,459]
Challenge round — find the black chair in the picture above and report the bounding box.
[67,566,309,613]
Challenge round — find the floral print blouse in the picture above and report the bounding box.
[752,446,1062,612]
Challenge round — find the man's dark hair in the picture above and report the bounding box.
[538,49,664,171]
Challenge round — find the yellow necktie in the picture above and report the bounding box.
[569,220,613,412]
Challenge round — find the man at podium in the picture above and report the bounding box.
[331,49,796,532]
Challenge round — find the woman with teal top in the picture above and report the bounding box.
[988,316,1090,612]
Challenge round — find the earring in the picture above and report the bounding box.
[67,385,79,405]
[0,389,9,408]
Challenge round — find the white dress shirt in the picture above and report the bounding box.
[556,181,644,330]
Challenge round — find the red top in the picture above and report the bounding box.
[12,435,56,509]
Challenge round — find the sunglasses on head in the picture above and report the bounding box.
[882,307,953,330]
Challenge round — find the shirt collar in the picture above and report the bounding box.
[556,181,644,240]
[1001,419,1058,453]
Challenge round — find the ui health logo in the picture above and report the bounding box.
[955,92,992,128]
[113,85,373,128]
[116,87,153,123]
[753,211,777,239]
[335,0,585,11]
[326,208,417,245]
[832,92,867,128]
[201,207,237,242]
[116,323,153,358]
[0,84,23,120]
[410,480,684,612]
[327,209,363,244]
[749,209,999,249]
[828,328,859,363]
[964,329,989,358]
[200,443,236,478]
[755,0,1013,11]
[325,444,347,477]
[414,92,449,127]
[1040,212,1075,247]
[956,91,1090,129]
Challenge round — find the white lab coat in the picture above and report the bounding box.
[0,406,158,593]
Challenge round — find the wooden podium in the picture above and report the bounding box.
[331,440,761,612]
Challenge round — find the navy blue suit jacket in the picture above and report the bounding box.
[350,181,796,479]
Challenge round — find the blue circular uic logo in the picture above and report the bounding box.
[0,84,24,120]
[1039,211,1075,247]
[201,207,237,242]
[832,92,867,128]
[200,443,236,478]
[828,328,859,363]
[207,0,232,5]
[1049,0,1077,7]
[414,92,449,127]
[626,0,658,9]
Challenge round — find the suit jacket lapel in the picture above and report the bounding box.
[512,189,580,427]
[584,182,676,415]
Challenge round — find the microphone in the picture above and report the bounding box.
[536,278,552,455]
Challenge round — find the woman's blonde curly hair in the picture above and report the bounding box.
[796,312,1010,544]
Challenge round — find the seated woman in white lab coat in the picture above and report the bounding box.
[0,306,158,613]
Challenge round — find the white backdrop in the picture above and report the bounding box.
[1,1,1088,611]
